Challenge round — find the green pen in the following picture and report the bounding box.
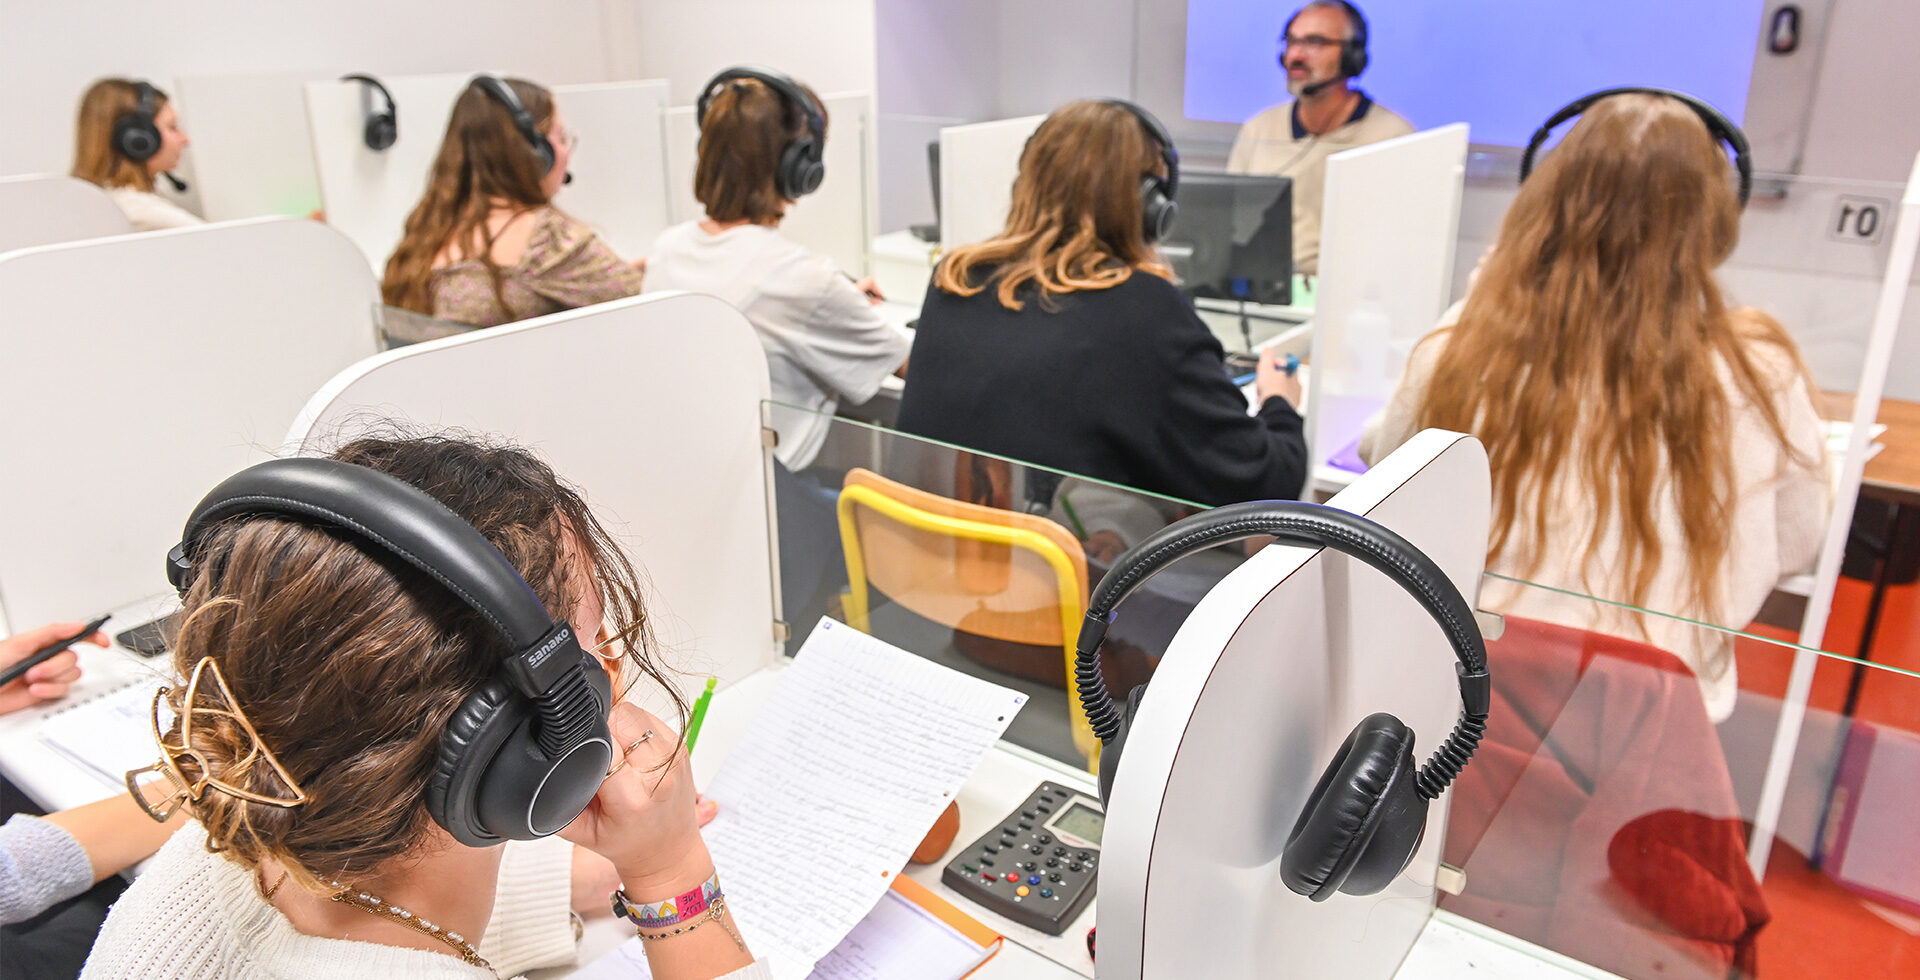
[683,676,718,752]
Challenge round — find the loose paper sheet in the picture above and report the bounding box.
[577,618,1025,980]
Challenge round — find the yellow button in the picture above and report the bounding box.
[1016,886,1030,897]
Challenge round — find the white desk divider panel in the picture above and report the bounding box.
[0,174,131,251]
[551,81,674,259]
[285,292,783,699]
[309,74,676,276]
[1304,125,1470,495]
[1100,429,1489,980]
[0,218,381,630]
[174,70,329,222]
[939,115,1045,250]
[1748,151,1920,875]
[306,72,476,273]
[663,92,876,277]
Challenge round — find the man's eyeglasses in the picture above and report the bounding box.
[1281,34,1349,53]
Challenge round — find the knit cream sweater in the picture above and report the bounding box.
[82,824,579,979]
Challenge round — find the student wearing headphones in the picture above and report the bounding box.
[897,100,1307,507]
[641,67,909,472]
[71,78,203,232]
[81,434,762,979]
[1360,92,1828,720]
[1227,1,1411,274]
[383,76,645,328]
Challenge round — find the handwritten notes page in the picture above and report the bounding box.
[579,618,1025,980]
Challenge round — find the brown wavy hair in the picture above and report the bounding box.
[72,78,162,192]
[382,78,556,315]
[695,75,828,225]
[159,432,683,894]
[1413,93,1816,618]
[933,100,1173,311]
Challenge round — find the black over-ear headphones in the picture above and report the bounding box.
[1074,500,1490,901]
[696,65,827,201]
[1098,99,1180,243]
[471,74,557,176]
[166,457,615,848]
[342,74,398,152]
[112,81,164,163]
[1521,87,1753,207]
[1280,1,1371,82]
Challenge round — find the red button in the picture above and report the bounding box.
[981,872,994,881]
[1004,872,1020,882]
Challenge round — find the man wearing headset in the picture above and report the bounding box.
[1227,1,1412,275]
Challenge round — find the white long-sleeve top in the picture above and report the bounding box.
[1361,315,1829,720]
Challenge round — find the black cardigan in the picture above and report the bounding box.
[896,271,1306,506]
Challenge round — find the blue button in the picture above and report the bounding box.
[1028,875,1040,885]
[1041,888,1054,898]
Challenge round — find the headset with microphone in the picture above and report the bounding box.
[1074,500,1490,901]
[696,66,828,201]
[1099,99,1180,243]
[166,456,616,847]
[114,80,189,193]
[470,74,568,184]
[1280,1,1370,99]
[341,74,398,151]
[1520,87,1753,207]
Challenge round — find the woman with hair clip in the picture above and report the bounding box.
[82,434,765,979]
[641,67,909,473]
[383,77,645,328]
[896,100,1307,507]
[71,78,203,232]
[1360,92,1828,720]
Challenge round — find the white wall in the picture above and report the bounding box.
[630,0,877,105]
[0,0,637,182]
[1799,0,1920,181]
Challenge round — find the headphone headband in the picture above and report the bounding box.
[342,74,398,151]
[1098,98,1180,201]
[1520,86,1752,206]
[695,65,828,201]
[167,456,612,846]
[112,80,164,164]
[470,74,555,174]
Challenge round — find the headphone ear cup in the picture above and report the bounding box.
[1280,712,1429,901]
[428,675,524,847]
[778,136,825,199]
[1140,177,1177,242]
[532,135,557,178]
[1344,41,1368,79]
[365,114,397,152]
[114,116,160,163]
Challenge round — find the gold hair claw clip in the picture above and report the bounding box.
[125,657,310,823]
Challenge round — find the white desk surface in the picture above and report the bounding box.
[0,623,1607,980]
[0,594,180,812]
[560,663,1613,980]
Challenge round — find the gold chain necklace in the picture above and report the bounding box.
[327,880,496,976]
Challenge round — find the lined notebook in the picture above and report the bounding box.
[37,681,165,789]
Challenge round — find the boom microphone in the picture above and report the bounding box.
[162,172,189,193]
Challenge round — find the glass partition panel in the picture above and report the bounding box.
[765,401,1240,770]
[1448,573,1920,979]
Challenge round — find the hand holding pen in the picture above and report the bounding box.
[1255,347,1304,408]
[0,616,110,716]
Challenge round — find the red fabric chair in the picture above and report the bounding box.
[1441,616,1769,978]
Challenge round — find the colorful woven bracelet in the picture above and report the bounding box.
[610,872,722,929]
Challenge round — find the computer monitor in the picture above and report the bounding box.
[1161,171,1292,306]
[911,140,942,243]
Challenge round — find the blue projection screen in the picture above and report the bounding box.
[1185,0,1768,147]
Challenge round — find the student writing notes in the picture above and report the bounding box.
[383,76,644,328]
[898,100,1307,507]
[642,66,909,472]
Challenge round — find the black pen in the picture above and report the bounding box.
[0,614,112,689]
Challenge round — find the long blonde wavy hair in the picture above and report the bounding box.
[1415,92,1816,618]
[933,100,1172,310]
